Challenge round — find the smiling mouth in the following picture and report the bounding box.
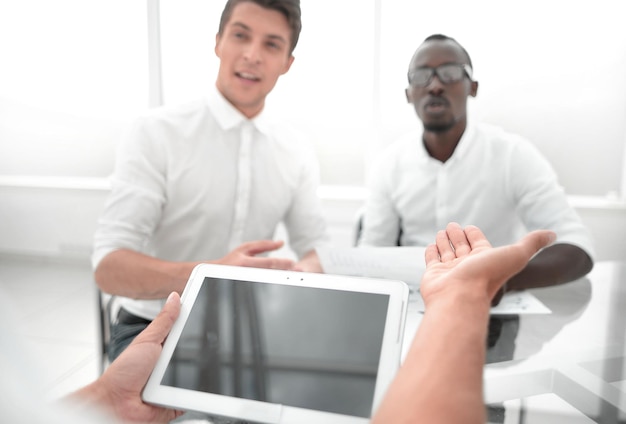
[236,71,260,82]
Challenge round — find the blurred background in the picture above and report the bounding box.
[1,0,625,260]
[1,0,625,403]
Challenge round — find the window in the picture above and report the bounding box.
[378,0,626,197]
[2,0,625,197]
[159,0,375,187]
[0,1,148,178]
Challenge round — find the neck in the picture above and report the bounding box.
[423,123,466,163]
[214,83,264,119]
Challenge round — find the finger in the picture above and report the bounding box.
[133,292,181,345]
[517,230,556,256]
[147,406,185,424]
[242,240,285,255]
[246,257,295,270]
[488,231,556,276]
[463,225,492,250]
[445,222,471,257]
[435,229,455,262]
[424,243,441,266]
[158,407,185,423]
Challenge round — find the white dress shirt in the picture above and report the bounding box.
[92,85,330,319]
[360,121,595,259]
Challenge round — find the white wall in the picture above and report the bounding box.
[0,180,624,264]
[156,0,626,197]
[374,0,626,197]
[0,178,109,260]
[573,199,626,261]
[1,1,625,264]
[2,1,625,193]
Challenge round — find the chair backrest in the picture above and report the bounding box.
[96,288,117,374]
[353,207,403,247]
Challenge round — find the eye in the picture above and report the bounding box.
[437,65,464,83]
[232,31,248,41]
[266,40,283,51]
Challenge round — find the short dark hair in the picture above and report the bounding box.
[423,34,473,69]
[218,0,302,55]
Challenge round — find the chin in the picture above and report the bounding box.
[423,122,455,133]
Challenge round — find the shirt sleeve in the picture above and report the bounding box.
[281,145,331,258]
[507,139,596,261]
[91,116,168,269]
[359,151,402,247]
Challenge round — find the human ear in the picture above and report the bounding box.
[214,33,221,58]
[281,54,295,75]
[470,80,479,98]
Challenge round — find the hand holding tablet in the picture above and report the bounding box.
[142,264,409,424]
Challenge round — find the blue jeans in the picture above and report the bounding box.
[108,309,150,361]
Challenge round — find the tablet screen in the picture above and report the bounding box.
[160,276,390,418]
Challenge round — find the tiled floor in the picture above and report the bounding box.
[0,254,100,401]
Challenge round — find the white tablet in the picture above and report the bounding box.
[143,263,409,424]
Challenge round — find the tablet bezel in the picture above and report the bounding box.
[142,263,409,424]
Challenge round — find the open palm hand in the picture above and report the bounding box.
[420,223,556,306]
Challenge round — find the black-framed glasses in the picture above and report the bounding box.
[407,63,473,87]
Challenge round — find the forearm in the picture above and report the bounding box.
[372,294,490,424]
[507,243,593,291]
[95,249,200,299]
[63,381,117,422]
[295,249,323,273]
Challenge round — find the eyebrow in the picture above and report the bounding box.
[413,61,464,69]
[231,22,251,32]
[230,22,288,46]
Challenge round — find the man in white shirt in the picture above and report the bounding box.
[360,34,594,299]
[92,0,330,360]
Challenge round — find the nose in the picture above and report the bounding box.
[243,41,262,64]
[426,74,445,95]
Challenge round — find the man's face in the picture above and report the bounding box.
[405,40,477,133]
[215,2,294,118]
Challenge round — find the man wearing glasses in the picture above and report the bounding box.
[360,34,594,298]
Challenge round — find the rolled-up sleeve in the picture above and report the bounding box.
[282,146,331,258]
[508,140,596,261]
[91,117,167,269]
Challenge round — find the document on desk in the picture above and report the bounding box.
[317,246,551,315]
[489,291,551,315]
[409,290,551,315]
[316,246,427,287]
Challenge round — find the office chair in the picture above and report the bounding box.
[96,288,117,375]
[353,207,403,247]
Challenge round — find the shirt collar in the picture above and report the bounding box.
[451,121,476,160]
[206,85,271,136]
[417,120,477,163]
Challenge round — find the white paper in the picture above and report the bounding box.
[489,290,552,315]
[409,290,551,315]
[317,246,551,315]
[316,246,426,287]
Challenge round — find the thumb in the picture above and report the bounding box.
[246,239,285,255]
[132,292,181,345]
[517,230,557,258]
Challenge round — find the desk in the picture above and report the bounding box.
[404,261,626,423]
